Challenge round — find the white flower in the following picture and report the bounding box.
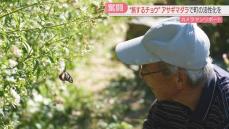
[0,97,4,113]
[43,58,52,66]
[10,88,20,106]
[73,0,79,3]
[11,45,22,58]
[0,108,4,116]
[59,12,69,21]
[9,59,18,68]
[0,39,2,46]
[223,53,227,58]
[27,99,39,113]
[81,6,87,12]
[32,91,43,103]
[6,76,16,82]
[55,103,64,111]
[43,98,51,105]
[222,53,229,64]
[1,64,6,69]
[4,68,17,75]
[64,48,69,56]
[59,60,65,72]
[62,3,69,8]
[59,13,66,20]
[4,69,11,75]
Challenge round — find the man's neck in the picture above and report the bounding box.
[172,82,205,111]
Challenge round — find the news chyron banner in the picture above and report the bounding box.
[104,3,229,23]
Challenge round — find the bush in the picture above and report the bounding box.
[0,0,106,128]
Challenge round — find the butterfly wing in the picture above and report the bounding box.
[59,71,73,83]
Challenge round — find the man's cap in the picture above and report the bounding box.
[115,17,210,70]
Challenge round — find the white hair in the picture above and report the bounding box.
[165,57,214,86]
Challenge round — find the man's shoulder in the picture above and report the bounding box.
[213,64,229,79]
[211,64,229,126]
[213,64,229,94]
[213,64,229,89]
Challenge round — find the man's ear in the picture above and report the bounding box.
[176,68,187,90]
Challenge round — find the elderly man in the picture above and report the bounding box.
[115,17,229,129]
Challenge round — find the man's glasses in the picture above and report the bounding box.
[139,65,166,78]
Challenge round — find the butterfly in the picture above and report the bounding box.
[59,69,73,83]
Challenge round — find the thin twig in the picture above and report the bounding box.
[0,2,40,19]
[1,18,80,34]
[1,15,101,34]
